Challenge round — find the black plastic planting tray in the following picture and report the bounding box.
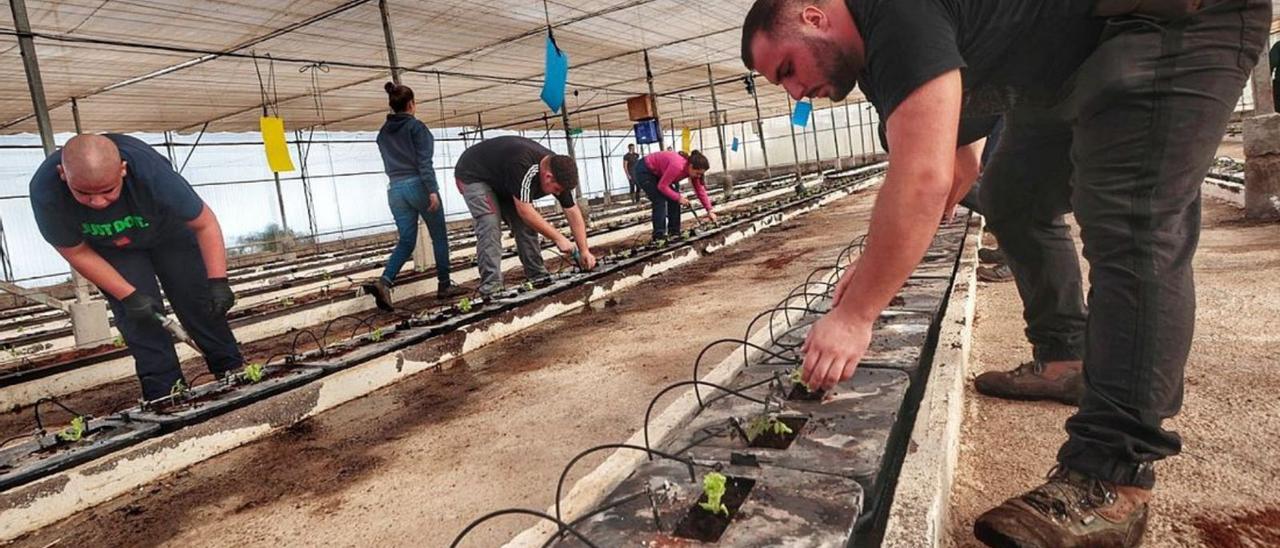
[122,365,324,427]
[0,417,160,491]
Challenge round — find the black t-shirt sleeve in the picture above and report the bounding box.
[555,191,575,208]
[861,0,966,123]
[28,152,82,248]
[115,135,205,222]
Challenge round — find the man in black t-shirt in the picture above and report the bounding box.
[29,134,244,400]
[454,136,597,297]
[742,0,1269,545]
[622,144,641,203]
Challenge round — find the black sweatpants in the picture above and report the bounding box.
[980,0,1270,488]
[98,232,243,400]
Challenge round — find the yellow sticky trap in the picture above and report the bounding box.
[260,116,295,173]
[681,128,692,154]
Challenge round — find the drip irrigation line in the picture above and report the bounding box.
[740,306,822,366]
[346,316,380,341]
[290,329,327,357]
[644,380,769,458]
[449,508,599,548]
[553,444,695,531]
[691,340,798,406]
[0,431,36,450]
[694,375,778,419]
[32,397,87,435]
[540,490,650,548]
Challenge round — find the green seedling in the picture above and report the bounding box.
[788,368,815,392]
[57,416,87,443]
[745,414,794,443]
[370,328,385,343]
[698,472,730,517]
[655,239,668,249]
[111,335,126,348]
[282,296,296,307]
[241,362,266,384]
[457,297,473,313]
[523,281,535,292]
[169,379,188,400]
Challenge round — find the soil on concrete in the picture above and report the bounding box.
[6,188,879,548]
[948,197,1280,547]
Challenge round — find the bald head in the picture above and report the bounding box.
[58,134,127,209]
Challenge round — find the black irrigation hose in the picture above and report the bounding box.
[0,431,35,449]
[553,444,696,532]
[540,490,650,548]
[346,316,380,341]
[33,397,87,434]
[318,312,373,347]
[448,508,600,548]
[290,329,326,357]
[692,340,799,406]
[740,306,822,367]
[645,380,769,457]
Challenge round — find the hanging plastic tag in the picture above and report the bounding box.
[541,34,569,114]
[791,101,812,127]
[681,128,692,153]
[731,137,740,152]
[260,116,295,173]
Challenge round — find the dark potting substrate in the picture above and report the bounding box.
[0,416,159,491]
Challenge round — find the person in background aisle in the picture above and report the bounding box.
[29,134,244,401]
[631,149,719,240]
[622,144,641,204]
[454,136,597,298]
[368,82,468,311]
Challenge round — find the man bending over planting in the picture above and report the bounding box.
[29,134,244,401]
[454,136,597,298]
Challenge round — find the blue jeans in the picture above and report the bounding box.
[382,178,451,286]
[631,161,682,238]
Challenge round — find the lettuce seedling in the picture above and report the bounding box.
[788,368,815,392]
[698,472,729,517]
[458,297,473,313]
[169,379,188,400]
[111,335,126,348]
[370,328,385,342]
[523,281,535,292]
[57,416,87,443]
[745,414,793,443]
[242,362,266,384]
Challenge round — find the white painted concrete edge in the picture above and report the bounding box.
[0,177,879,542]
[880,214,981,548]
[1203,176,1245,209]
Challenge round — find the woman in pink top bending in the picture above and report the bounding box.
[630,149,719,240]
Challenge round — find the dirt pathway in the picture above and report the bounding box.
[949,197,1280,546]
[7,190,879,548]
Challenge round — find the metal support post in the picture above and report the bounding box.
[379,0,402,85]
[829,102,842,170]
[707,64,733,194]
[561,108,589,219]
[12,0,109,345]
[857,102,867,161]
[748,74,771,177]
[381,0,431,267]
[643,49,665,150]
[786,95,802,180]
[843,101,855,164]
[597,114,612,205]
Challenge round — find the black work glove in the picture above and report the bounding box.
[121,291,163,326]
[208,278,236,318]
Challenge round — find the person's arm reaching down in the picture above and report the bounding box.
[562,205,597,269]
[691,178,718,222]
[186,204,236,316]
[512,200,597,270]
[802,69,962,391]
[657,161,689,205]
[944,139,984,219]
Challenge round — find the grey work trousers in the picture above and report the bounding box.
[979,0,1270,487]
[458,179,550,296]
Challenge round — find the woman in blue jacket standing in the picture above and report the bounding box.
[369,82,467,310]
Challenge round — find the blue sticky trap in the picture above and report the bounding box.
[731,137,740,151]
[541,35,569,113]
[791,100,812,127]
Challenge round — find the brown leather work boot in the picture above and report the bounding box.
[975,467,1151,548]
[974,360,1084,405]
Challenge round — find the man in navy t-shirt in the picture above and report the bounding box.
[29,134,244,400]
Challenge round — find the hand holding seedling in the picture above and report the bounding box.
[698,472,729,516]
[800,306,872,392]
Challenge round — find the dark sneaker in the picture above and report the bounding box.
[975,467,1150,548]
[974,360,1084,405]
[369,278,394,312]
[436,282,469,300]
[979,247,1007,265]
[978,263,1016,283]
